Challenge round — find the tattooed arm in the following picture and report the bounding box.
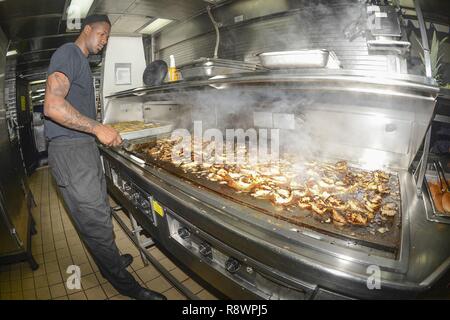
[44,72,122,146]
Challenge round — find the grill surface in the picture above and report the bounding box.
[123,138,402,254]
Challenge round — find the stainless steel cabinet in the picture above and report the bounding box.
[0,27,38,270]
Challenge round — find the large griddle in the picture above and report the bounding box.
[124,140,402,255]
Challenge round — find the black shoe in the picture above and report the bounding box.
[120,254,133,269]
[130,287,167,300]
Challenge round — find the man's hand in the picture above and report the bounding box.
[93,124,122,147]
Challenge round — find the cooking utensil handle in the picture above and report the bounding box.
[437,161,450,192]
[434,161,448,193]
[121,139,130,149]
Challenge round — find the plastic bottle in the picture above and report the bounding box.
[168,55,179,81]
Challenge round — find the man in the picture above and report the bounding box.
[44,14,166,300]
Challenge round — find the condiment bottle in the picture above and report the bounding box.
[168,55,179,81]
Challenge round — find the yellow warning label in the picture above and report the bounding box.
[152,200,164,217]
[20,96,26,111]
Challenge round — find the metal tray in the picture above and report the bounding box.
[423,180,450,225]
[179,58,264,80]
[424,174,450,218]
[327,51,341,69]
[119,121,174,140]
[366,40,411,54]
[258,50,340,69]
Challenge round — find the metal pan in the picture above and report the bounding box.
[179,58,264,80]
[117,121,174,140]
[257,49,331,69]
[436,161,450,192]
[424,174,450,218]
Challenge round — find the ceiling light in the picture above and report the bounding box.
[139,19,173,35]
[6,50,18,56]
[67,0,94,21]
[203,0,227,4]
[29,80,46,85]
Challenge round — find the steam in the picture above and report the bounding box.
[148,71,426,172]
[220,0,365,66]
[144,1,427,171]
[154,87,350,166]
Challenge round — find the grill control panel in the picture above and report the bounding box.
[166,209,308,299]
[108,165,157,226]
[101,154,325,300]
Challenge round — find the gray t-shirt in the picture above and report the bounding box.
[44,43,96,140]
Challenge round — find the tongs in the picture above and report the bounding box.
[116,136,157,152]
[119,139,131,151]
[115,138,147,164]
[434,161,450,193]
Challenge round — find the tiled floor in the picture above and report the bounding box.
[0,167,219,300]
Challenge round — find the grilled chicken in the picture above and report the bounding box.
[142,139,399,230]
[311,202,328,215]
[346,212,368,226]
[251,189,273,199]
[381,203,397,217]
[272,191,295,206]
[332,209,347,226]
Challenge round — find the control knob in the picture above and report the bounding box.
[177,227,191,240]
[131,193,140,205]
[199,243,212,259]
[123,183,132,193]
[225,257,240,274]
[140,199,150,210]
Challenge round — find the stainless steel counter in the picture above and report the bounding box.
[101,146,450,299]
[100,71,448,299]
[106,70,438,100]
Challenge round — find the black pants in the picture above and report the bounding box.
[48,137,141,296]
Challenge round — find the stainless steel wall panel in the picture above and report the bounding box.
[0,27,8,148]
[93,0,137,14]
[157,0,392,73]
[94,0,208,21]
[0,0,64,20]
[1,16,62,41]
[160,33,216,65]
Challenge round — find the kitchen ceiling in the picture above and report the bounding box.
[0,0,209,76]
[0,0,448,77]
